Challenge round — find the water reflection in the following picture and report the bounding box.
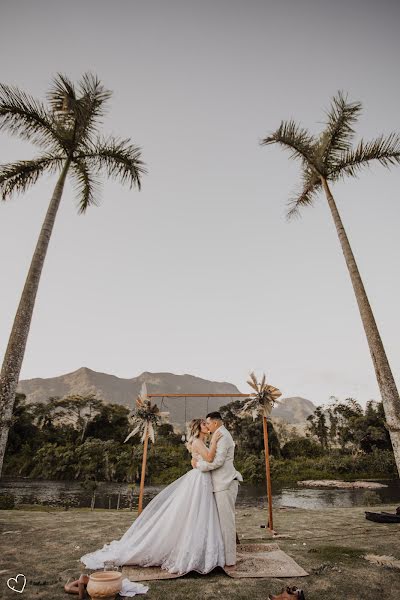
[1,477,399,511]
[239,480,400,510]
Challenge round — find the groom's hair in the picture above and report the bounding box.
[206,411,223,421]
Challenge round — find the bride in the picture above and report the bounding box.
[80,419,226,575]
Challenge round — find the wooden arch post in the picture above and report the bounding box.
[262,415,274,532]
[137,425,149,516]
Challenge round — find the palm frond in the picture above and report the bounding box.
[70,158,101,214]
[330,133,400,179]
[0,155,64,200]
[0,83,59,150]
[237,373,282,420]
[47,73,77,113]
[124,423,141,443]
[46,73,80,148]
[319,91,362,163]
[139,382,148,400]
[260,373,266,389]
[261,120,318,168]
[74,73,112,146]
[77,136,146,190]
[286,169,321,220]
[247,371,259,392]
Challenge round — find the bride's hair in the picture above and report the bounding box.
[185,418,205,452]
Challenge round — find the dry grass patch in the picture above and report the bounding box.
[0,504,399,600]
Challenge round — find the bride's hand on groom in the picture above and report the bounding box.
[212,430,223,443]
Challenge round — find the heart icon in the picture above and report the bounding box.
[6,574,26,594]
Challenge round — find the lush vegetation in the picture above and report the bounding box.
[224,397,396,482]
[3,394,396,486]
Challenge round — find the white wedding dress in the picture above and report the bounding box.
[80,444,225,575]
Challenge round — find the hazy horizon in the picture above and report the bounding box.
[1,0,400,406]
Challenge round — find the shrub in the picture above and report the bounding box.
[281,437,324,459]
[236,454,265,484]
[0,493,15,509]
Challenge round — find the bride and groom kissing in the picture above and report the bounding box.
[81,411,243,575]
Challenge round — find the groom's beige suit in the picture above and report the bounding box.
[196,425,243,565]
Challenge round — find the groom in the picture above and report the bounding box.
[191,411,243,567]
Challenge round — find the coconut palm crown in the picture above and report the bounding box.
[237,372,282,420]
[261,91,400,219]
[0,72,145,211]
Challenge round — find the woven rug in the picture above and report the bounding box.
[122,544,308,580]
[224,543,308,578]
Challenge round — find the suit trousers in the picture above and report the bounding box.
[214,479,239,565]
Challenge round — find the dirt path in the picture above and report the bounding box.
[1,504,399,599]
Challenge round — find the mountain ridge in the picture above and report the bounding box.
[17,368,316,429]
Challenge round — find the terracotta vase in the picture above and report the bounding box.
[86,571,122,600]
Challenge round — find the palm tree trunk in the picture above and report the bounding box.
[0,159,71,477]
[321,177,400,476]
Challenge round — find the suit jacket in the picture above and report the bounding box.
[196,425,243,492]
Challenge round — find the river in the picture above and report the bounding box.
[1,477,399,510]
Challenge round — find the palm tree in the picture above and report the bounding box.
[0,73,146,476]
[261,91,400,476]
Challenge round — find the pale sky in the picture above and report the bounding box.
[0,0,399,406]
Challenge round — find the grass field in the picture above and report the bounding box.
[1,503,399,599]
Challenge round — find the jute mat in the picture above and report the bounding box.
[224,543,308,578]
[121,544,308,580]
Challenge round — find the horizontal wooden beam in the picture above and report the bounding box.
[147,393,254,398]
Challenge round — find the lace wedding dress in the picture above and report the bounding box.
[80,444,225,575]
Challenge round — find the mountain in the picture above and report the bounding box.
[272,396,316,424]
[17,368,316,430]
[17,368,240,430]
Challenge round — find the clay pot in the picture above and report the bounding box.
[86,571,122,600]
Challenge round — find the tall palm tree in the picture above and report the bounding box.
[0,73,146,476]
[261,91,400,476]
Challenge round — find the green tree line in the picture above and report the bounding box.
[3,394,396,485]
